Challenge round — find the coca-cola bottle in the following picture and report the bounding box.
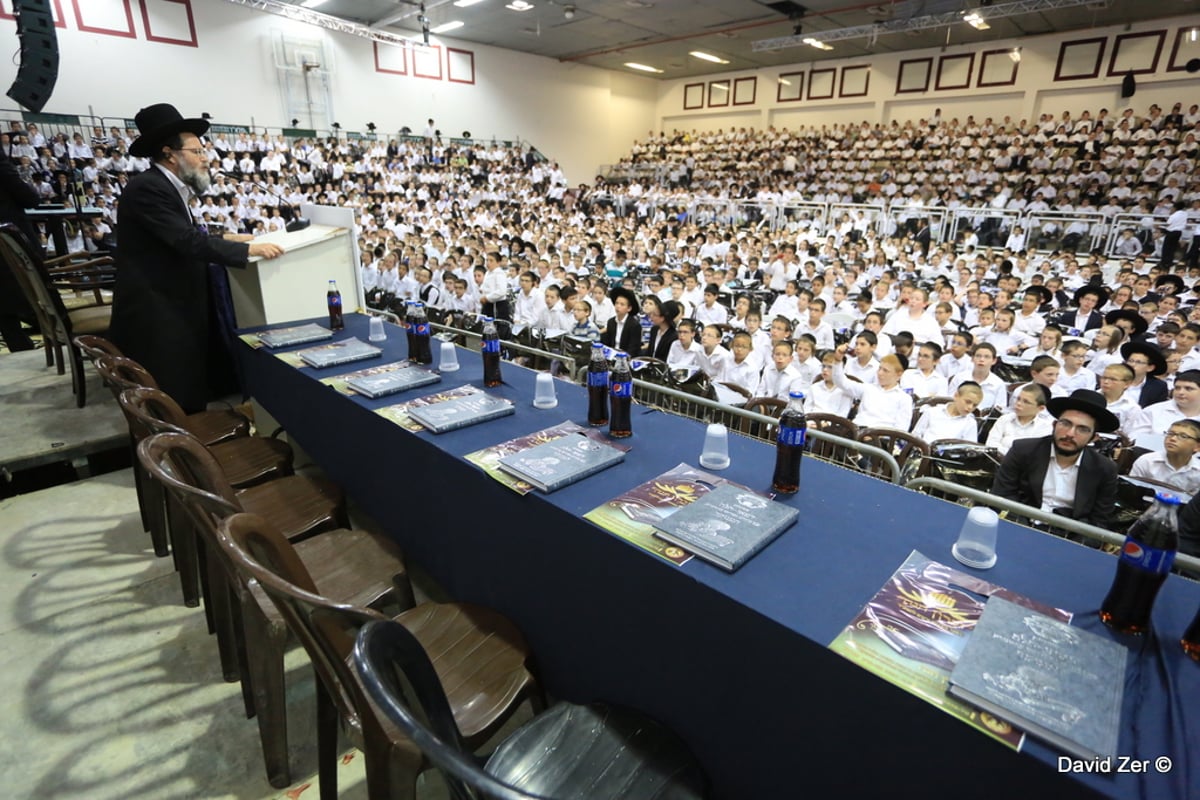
[410,302,433,364]
[327,280,344,331]
[771,391,807,494]
[1100,492,1182,635]
[1183,606,1200,662]
[481,316,503,387]
[586,343,609,426]
[608,351,633,438]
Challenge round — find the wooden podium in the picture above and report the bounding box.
[225,223,359,327]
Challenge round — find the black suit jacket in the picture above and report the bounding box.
[991,436,1118,530]
[601,314,641,355]
[1137,376,1169,408]
[109,166,250,412]
[1050,308,1103,333]
[643,325,677,361]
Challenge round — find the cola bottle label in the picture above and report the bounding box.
[482,338,501,354]
[587,371,609,388]
[611,380,633,397]
[1117,540,1176,575]
[778,426,807,447]
[414,322,429,336]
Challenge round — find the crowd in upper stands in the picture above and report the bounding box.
[7,101,1200,503]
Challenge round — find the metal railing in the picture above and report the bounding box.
[905,477,1200,580]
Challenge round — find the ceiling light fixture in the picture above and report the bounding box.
[803,37,832,50]
[505,0,534,10]
[430,20,464,33]
[299,0,327,7]
[962,12,990,30]
[624,62,663,73]
[689,50,729,64]
[777,77,792,85]
[1009,46,1021,62]
[452,0,484,6]
[1192,28,1198,43]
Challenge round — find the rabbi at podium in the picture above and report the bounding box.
[109,103,284,413]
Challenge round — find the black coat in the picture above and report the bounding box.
[1137,376,1169,408]
[991,435,1118,530]
[109,166,250,413]
[643,325,677,361]
[601,314,641,355]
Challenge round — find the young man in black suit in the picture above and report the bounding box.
[600,287,641,355]
[109,104,283,412]
[1121,341,1169,407]
[991,388,1120,530]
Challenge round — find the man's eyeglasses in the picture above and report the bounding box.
[1054,418,1095,436]
[173,147,206,157]
[1165,430,1200,442]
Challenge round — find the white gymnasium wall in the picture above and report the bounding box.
[0,0,657,182]
[654,13,1200,133]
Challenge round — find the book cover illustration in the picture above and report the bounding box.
[256,322,333,348]
[375,385,482,432]
[948,596,1126,761]
[320,361,440,398]
[465,422,631,495]
[299,338,382,369]
[238,333,266,350]
[651,483,798,570]
[405,391,514,433]
[583,462,774,566]
[497,432,626,492]
[321,360,415,396]
[828,550,1071,750]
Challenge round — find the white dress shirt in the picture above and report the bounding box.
[912,404,979,443]
[1040,450,1083,513]
[900,368,949,399]
[1130,451,1200,495]
[833,364,913,430]
[985,413,1054,455]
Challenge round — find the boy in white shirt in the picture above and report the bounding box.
[694,284,729,325]
[949,342,1008,411]
[937,332,974,379]
[986,383,1053,454]
[845,331,881,385]
[808,351,854,417]
[1056,340,1098,393]
[757,340,804,400]
[697,324,732,380]
[667,319,704,370]
[719,331,763,393]
[902,342,951,398]
[912,382,983,442]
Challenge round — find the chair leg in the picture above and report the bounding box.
[196,543,215,635]
[316,678,339,800]
[130,446,151,533]
[144,477,170,557]
[364,738,417,800]
[165,498,200,608]
[243,600,292,789]
[71,345,86,408]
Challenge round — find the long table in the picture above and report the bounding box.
[240,315,1199,800]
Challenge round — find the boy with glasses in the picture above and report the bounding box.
[1129,420,1200,494]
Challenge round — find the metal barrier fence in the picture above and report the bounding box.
[906,477,1200,580]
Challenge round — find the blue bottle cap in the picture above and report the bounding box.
[1155,491,1183,505]
[789,390,806,399]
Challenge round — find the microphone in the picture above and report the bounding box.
[216,170,310,233]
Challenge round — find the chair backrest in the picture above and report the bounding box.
[857,427,932,481]
[218,512,388,747]
[73,334,123,362]
[94,354,160,395]
[119,386,192,440]
[806,413,858,464]
[0,224,71,341]
[136,432,242,529]
[354,620,544,800]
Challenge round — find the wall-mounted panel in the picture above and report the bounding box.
[935,53,974,91]
[1054,37,1106,81]
[776,72,803,102]
[978,49,1020,87]
[139,0,196,47]
[1106,30,1166,76]
[733,77,756,106]
[683,82,704,109]
[412,44,442,80]
[1167,26,1200,72]
[373,41,408,75]
[707,79,729,107]
[895,58,932,94]
[447,47,474,84]
[70,0,135,38]
[839,65,869,98]
[808,68,835,100]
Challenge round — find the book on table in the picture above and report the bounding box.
[947,595,1127,762]
[496,432,626,492]
[298,338,383,369]
[257,323,333,348]
[345,364,442,398]
[406,391,515,433]
[651,482,798,571]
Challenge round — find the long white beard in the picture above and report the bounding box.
[179,162,211,194]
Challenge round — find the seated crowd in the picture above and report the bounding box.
[9,103,1200,540]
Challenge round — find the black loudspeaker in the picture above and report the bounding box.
[1120,70,1136,99]
[5,0,59,113]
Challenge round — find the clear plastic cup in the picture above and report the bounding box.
[533,372,558,409]
[438,341,460,372]
[368,317,386,342]
[698,423,731,470]
[952,506,999,569]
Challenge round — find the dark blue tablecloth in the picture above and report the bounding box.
[240,315,1200,800]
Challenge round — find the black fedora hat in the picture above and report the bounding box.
[1046,388,1120,433]
[1155,274,1186,295]
[1023,285,1053,305]
[1105,308,1149,335]
[1120,341,1167,377]
[129,103,209,158]
[1073,283,1109,306]
[609,286,638,310]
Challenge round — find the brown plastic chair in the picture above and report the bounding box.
[72,333,123,363]
[119,387,295,607]
[910,395,952,430]
[0,223,110,406]
[138,433,405,790]
[806,412,859,467]
[857,427,932,482]
[218,511,542,800]
[733,396,786,442]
